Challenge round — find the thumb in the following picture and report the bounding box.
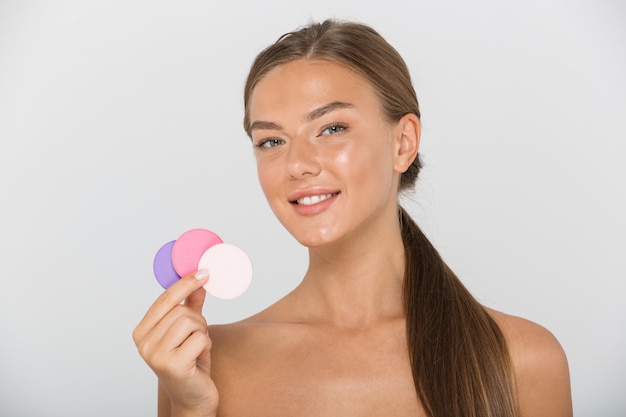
[183,270,208,313]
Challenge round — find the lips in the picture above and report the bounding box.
[287,189,340,215]
[295,193,338,206]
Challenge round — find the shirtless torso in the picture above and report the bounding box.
[209,306,421,416]
[156,293,572,417]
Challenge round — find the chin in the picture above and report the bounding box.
[288,226,340,249]
[292,234,332,249]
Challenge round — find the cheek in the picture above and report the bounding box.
[331,142,369,178]
[332,140,394,186]
[256,159,281,202]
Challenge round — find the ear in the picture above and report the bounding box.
[393,113,420,174]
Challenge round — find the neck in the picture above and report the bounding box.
[294,215,406,328]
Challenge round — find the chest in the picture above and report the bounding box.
[213,323,424,417]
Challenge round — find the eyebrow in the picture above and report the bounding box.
[304,101,355,123]
[249,120,282,132]
[249,101,356,132]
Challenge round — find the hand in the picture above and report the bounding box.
[133,270,219,416]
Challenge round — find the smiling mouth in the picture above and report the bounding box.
[293,192,339,206]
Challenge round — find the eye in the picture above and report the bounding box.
[256,138,285,149]
[319,123,347,136]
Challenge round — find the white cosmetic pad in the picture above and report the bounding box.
[197,243,253,299]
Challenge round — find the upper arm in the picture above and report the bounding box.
[493,311,573,417]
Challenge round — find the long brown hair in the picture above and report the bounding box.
[243,19,519,417]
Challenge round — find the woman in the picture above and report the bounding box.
[133,19,572,417]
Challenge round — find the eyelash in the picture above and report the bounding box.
[255,138,284,149]
[255,123,348,149]
[318,123,348,136]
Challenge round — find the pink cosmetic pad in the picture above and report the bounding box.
[171,228,223,277]
[198,243,253,299]
[153,240,180,289]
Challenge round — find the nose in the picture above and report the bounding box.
[286,138,321,179]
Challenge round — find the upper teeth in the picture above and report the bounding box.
[297,193,335,205]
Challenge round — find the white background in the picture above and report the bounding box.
[0,1,624,416]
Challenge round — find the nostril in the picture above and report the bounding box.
[286,142,321,178]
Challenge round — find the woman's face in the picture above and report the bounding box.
[248,59,411,248]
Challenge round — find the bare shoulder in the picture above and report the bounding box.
[206,302,317,416]
[486,308,567,362]
[486,308,573,417]
[208,312,281,365]
[207,298,305,379]
[208,299,296,349]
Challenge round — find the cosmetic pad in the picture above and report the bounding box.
[153,240,180,289]
[198,243,253,299]
[171,228,223,277]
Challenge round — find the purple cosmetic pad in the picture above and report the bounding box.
[171,228,223,278]
[153,240,180,289]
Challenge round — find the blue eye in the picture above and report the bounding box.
[320,123,347,136]
[257,138,285,148]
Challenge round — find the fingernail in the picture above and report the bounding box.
[194,269,209,280]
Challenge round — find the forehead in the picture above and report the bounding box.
[249,59,382,119]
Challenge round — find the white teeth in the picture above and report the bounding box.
[297,193,335,205]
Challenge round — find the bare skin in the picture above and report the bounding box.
[135,59,572,417]
[206,306,573,417]
[146,281,572,417]
[134,273,219,417]
[489,309,573,417]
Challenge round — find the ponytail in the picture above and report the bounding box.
[399,206,519,417]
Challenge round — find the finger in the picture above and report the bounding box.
[173,329,212,371]
[149,323,209,378]
[196,331,213,367]
[139,305,207,358]
[184,285,207,314]
[134,270,209,343]
[157,312,208,354]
